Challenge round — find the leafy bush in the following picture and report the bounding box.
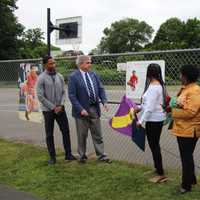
[56,59,77,82]
[95,69,125,85]
[57,59,76,70]
[165,76,181,85]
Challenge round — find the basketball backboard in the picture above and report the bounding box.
[55,16,82,45]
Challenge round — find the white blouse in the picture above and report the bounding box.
[138,84,166,125]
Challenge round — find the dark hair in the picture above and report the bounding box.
[30,64,36,69]
[143,63,167,109]
[42,55,52,65]
[180,64,199,83]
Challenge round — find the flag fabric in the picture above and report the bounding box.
[109,95,146,151]
[131,118,146,151]
[109,95,137,136]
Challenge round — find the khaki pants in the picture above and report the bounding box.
[75,106,105,158]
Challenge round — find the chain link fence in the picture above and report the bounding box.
[0,48,200,172]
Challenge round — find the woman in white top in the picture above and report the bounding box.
[136,63,167,183]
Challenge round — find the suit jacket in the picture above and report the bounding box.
[68,69,107,118]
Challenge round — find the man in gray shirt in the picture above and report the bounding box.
[37,55,76,164]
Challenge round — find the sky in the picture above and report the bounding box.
[15,0,200,54]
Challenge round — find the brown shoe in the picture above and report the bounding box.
[25,111,30,120]
[149,175,167,183]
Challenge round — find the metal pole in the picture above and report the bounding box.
[47,8,76,56]
[47,8,51,56]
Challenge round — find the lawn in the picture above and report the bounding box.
[0,139,199,200]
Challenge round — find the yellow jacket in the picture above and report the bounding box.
[171,83,200,138]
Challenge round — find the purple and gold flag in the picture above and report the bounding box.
[109,95,137,136]
[109,95,146,151]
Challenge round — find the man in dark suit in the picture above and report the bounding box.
[68,55,111,163]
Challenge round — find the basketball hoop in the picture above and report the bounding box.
[55,16,82,46]
[71,41,80,52]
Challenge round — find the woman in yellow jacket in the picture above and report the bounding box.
[171,64,200,194]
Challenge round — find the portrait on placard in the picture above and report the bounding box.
[126,60,165,100]
[18,63,43,123]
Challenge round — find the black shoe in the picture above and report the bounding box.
[82,155,88,160]
[98,155,112,164]
[65,154,77,161]
[79,156,87,164]
[192,180,197,185]
[179,187,191,194]
[48,158,56,165]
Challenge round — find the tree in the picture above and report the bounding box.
[150,17,200,50]
[151,18,186,50]
[0,0,24,59]
[18,28,60,58]
[183,18,200,49]
[98,18,154,53]
[21,28,44,47]
[19,28,46,58]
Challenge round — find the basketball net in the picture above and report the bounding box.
[71,41,80,52]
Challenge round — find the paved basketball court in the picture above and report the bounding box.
[0,184,41,200]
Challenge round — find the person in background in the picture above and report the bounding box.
[170,64,200,194]
[68,55,111,164]
[135,63,167,183]
[36,55,76,164]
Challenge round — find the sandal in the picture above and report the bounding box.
[149,175,167,183]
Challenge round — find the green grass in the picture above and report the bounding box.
[0,139,200,200]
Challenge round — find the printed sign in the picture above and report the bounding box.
[18,63,43,123]
[126,60,165,100]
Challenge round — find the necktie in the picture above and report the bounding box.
[85,72,96,103]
